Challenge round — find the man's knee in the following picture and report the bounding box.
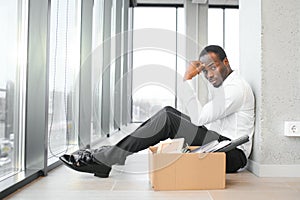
[162,106,176,113]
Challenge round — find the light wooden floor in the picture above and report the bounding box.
[5,125,300,200]
[5,151,300,200]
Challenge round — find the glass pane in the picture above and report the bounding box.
[134,7,176,30]
[177,7,186,78]
[132,85,175,122]
[0,0,25,179]
[48,0,81,159]
[225,9,239,70]
[176,7,186,112]
[132,7,176,122]
[208,8,223,47]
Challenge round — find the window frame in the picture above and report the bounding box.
[129,3,239,123]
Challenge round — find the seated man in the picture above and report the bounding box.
[60,45,255,178]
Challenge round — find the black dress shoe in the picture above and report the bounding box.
[59,149,111,178]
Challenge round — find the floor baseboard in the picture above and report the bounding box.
[248,159,300,177]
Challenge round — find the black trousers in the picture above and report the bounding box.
[93,106,247,173]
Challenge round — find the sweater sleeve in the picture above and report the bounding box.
[177,80,202,124]
[197,83,244,126]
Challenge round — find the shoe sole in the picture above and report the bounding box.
[94,172,110,178]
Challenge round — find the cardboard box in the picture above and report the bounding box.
[148,146,226,190]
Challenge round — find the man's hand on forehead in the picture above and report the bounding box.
[184,61,204,80]
[183,53,219,80]
[191,61,206,72]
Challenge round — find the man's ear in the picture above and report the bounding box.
[223,57,229,66]
[223,57,232,74]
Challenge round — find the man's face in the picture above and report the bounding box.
[200,52,229,88]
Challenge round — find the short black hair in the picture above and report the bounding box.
[199,45,227,61]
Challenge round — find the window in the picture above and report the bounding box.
[48,0,81,160]
[132,6,184,122]
[0,0,131,197]
[132,6,240,122]
[0,0,26,180]
[208,8,239,70]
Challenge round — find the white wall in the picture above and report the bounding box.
[240,0,300,177]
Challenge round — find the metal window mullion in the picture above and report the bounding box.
[113,0,122,130]
[128,6,133,123]
[78,0,93,148]
[92,0,105,137]
[26,0,49,174]
[223,8,225,48]
[175,7,178,109]
[101,0,112,136]
[16,0,29,172]
[184,0,199,91]
[197,3,208,105]
[121,0,129,126]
